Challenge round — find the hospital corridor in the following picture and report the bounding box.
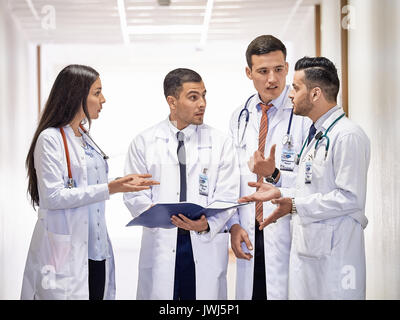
[0,0,399,300]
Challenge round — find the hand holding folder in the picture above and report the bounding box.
[126,200,249,229]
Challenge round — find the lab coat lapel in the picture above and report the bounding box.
[300,108,345,162]
[319,108,345,133]
[268,92,292,135]
[155,120,178,164]
[80,130,103,160]
[249,106,259,139]
[267,107,285,134]
[247,103,260,154]
[64,125,85,167]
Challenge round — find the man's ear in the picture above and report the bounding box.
[166,96,177,110]
[245,66,253,80]
[310,87,322,102]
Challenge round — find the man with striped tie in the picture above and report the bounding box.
[227,35,311,300]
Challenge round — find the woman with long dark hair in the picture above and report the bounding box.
[21,64,158,300]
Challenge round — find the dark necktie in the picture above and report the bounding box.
[174,130,196,300]
[307,124,317,146]
[176,131,186,202]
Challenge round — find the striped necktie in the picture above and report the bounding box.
[255,102,273,224]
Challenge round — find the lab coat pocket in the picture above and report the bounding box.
[293,222,333,259]
[195,232,229,269]
[45,231,72,275]
[308,160,327,189]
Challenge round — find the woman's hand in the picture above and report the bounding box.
[108,174,159,195]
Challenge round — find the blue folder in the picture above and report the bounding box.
[126,200,249,229]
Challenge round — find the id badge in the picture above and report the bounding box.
[199,168,209,196]
[304,155,313,184]
[280,145,295,172]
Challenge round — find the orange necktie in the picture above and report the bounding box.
[255,103,273,224]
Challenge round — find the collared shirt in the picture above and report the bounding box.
[314,105,341,132]
[254,85,290,125]
[167,117,198,141]
[77,135,110,261]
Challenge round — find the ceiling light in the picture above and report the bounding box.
[158,0,171,6]
[117,0,129,45]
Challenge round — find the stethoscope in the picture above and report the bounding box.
[237,94,255,146]
[79,125,109,160]
[60,124,109,188]
[237,94,294,146]
[295,112,346,165]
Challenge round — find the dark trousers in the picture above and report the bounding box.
[88,259,106,300]
[252,226,267,300]
[173,230,196,300]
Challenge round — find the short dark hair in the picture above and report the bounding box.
[246,35,287,69]
[294,56,340,102]
[163,68,202,98]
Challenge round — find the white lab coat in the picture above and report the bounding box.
[21,125,116,300]
[228,86,311,299]
[282,107,370,299]
[123,118,240,300]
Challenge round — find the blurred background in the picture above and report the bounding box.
[0,0,399,299]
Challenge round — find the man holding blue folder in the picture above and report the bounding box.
[123,68,240,300]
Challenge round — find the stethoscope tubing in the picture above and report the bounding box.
[237,94,294,146]
[60,125,109,188]
[296,112,346,164]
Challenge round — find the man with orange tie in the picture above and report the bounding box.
[227,35,311,299]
